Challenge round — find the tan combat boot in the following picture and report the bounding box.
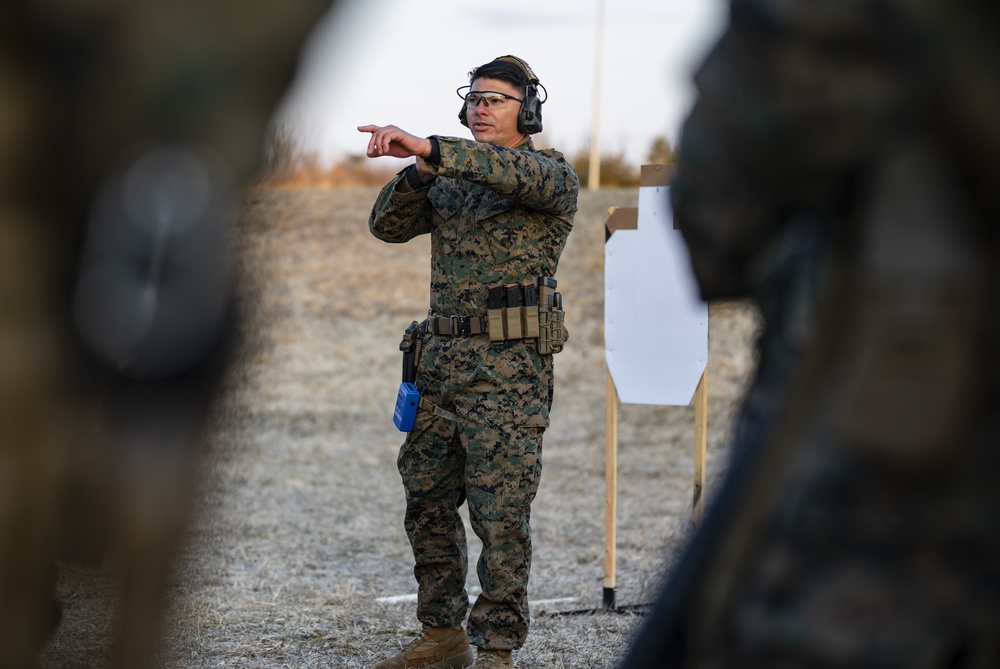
[473,649,514,669]
[371,626,474,669]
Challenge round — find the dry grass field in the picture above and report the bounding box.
[38,185,760,668]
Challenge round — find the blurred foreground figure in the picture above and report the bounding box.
[622,1,1000,667]
[0,2,327,667]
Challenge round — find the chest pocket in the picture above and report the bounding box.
[428,181,465,223]
[476,191,536,267]
[475,190,517,222]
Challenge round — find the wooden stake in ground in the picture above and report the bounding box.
[692,369,708,528]
[604,367,618,610]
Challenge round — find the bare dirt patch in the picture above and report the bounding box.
[38,185,759,668]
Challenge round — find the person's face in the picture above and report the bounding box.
[465,77,526,148]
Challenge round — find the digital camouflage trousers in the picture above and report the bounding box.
[398,334,552,650]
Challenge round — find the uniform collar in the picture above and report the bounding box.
[512,135,534,151]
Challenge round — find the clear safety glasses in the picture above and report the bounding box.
[456,88,523,110]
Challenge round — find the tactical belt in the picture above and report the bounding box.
[425,277,567,353]
[427,314,489,337]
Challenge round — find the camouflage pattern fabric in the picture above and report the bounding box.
[369,135,578,649]
[621,1,1000,667]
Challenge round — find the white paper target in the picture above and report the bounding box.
[604,185,708,405]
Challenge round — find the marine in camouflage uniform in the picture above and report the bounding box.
[622,1,1000,667]
[361,56,578,668]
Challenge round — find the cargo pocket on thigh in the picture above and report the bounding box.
[397,400,457,481]
[502,416,545,508]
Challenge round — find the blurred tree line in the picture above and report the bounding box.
[258,121,398,188]
[259,121,676,189]
[569,134,676,187]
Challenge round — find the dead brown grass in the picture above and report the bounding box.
[37,186,760,668]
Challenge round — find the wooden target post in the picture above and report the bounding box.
[602,166,709,610]
[604,367,618,609]
[692,370,707,527]
[603,365,708,609]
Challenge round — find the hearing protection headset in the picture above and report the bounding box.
[458,55,546,135]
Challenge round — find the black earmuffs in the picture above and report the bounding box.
[458,55,546,135]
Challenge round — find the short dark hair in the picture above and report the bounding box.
[468,59,530,93]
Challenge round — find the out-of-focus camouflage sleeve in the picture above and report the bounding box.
[673,0,907,299]
[430,136,579,217]
[368,168,434,243]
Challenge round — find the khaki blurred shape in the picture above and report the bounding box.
[622,0,1000,667]
[0,1,328,667]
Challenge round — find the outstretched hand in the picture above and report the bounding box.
[358,124,432,160]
